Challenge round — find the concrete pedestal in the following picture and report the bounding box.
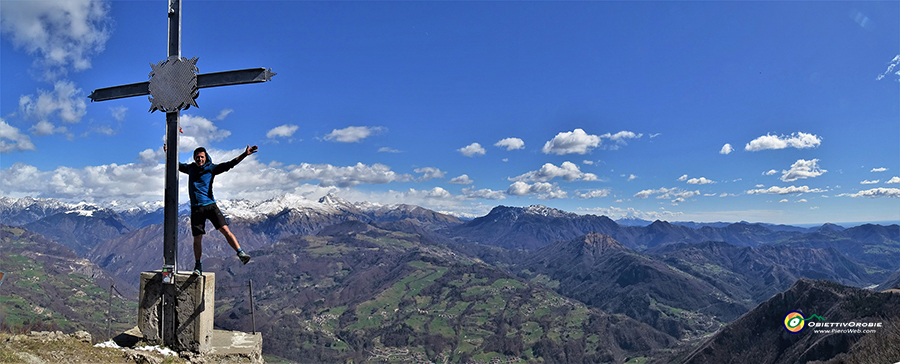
[138,271,214,353]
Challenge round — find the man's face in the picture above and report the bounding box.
[194,151,207,166]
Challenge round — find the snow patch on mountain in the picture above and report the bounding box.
[66,210,96,217]
[524,205,576,218]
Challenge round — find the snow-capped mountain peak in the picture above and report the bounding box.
[524,205,575,218]
[318,193,355,210]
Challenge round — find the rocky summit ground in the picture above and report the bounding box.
[0,330,272,364]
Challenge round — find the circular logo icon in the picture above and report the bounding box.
[784,311,805,333]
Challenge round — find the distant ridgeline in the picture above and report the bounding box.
[1,195,898,363]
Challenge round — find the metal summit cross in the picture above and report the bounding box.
[88,0,274,348]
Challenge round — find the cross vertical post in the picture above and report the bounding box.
[162,0,181,348]
[87,0,274,351]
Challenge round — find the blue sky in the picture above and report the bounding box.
[1,0,898,225]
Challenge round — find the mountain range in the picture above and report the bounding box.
[1,194,898,363]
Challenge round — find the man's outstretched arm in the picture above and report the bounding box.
[213,145,259,174]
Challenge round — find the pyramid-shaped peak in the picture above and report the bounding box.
[816,223,845,233]
[580,232,626,251]
[318,193,351,207]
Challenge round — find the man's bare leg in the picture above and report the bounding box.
[193,235,203,260]
[192,235,203,275]
[219,225,251,264]
[218,225,241,251]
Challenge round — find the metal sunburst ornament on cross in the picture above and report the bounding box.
[148,56,199,113]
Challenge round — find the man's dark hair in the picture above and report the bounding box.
[193,147,207,158]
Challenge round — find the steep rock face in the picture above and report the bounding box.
[520,233,749,338]
[678,279,900,364]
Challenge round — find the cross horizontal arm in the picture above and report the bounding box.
[89,81,149,102]
[88,67,276,102]
[198,68,276,88]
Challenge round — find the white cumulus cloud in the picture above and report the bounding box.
[686,177,716,185]
[458,143,486,157]
[678,174,688,182]
[781,159,826,182]
[633,187,700,204]
[0,0,111,80]
[449,174,474,185]
[176,114,232,151]
[871,167,888,172]
[323,126,384,143]
[506,181,567,199]
[542,129,601,155]
[19,80,87,125]
[30,120,70,139]
[287,162,413,187]
[850,188,900,198]
[746,185,826,195]
[576,189,611,199]
[414,167,445,181]
[509,161,597,183]
[1,161,164,203]
[542,129,642,155]
[266,124,299,139]
[0,119,37,153]
[600,131,643,150]
[887,177,900,184]
[494,137,525,151]
[745,132,822,151]
[461,187,506,200]
[860,180,879,185]
[720,143,733,155]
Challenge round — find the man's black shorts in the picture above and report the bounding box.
[191,203,228,236]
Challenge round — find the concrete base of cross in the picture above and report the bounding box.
[138,270,214,353]
[115,326,263,363]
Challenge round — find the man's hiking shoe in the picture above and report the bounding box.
[238,250,251,264]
